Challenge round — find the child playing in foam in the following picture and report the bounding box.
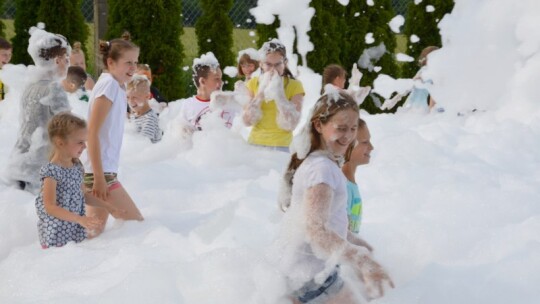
[127,74,162,143]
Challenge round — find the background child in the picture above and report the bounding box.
[127,74,162,143]
[279,91,392,303]
[7,25,71,193]
[135,63,168,105]
[179,52,234,132]
[36,112,123,248]
[322,63,371,105]
[402,46,440,112]
[61,66,89,102]
[84,36,143,236]
[0,37,12,101]
[342,118,375,251]
[242,39,304,152]
[237,48,259,81]
[69,41,95,91]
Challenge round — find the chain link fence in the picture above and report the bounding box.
[2,0,412,64]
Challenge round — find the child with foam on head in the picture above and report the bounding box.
[237,48,260,81]
[69,41,95,91]
[36,112,124,248]
[0,37,13,101]
[242,39,305,152]
[277,88,393,303]
[7,24,71,193]
[127,74,162,143]
[178,52,235,133]
[83,34,144,237]
[61,66,89,102]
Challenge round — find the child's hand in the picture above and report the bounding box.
[78,216,102,231]
[349,63,363,88]
[92,177,109,201]
[356,256,394,299]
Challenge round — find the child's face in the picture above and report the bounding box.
[240,62,256,77]
[315,108,359,156]
[261,52,286,76]
[332,74,346,89]
[70,52,86,70]
[55,53,69,78]
[108,49,139,84]
[61,128,88,159]
[127,87,151,111]
[0,48,12,68]
[61,79,78,93]
[350,126,373,165]
[201,68,223,94]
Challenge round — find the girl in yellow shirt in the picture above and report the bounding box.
[242,39,304,152]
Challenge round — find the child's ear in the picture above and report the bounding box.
[199,77,206,86]
[313,120,322,133]
[147,92,152,100]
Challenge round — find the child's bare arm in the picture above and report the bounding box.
[347,231,374,252]
[43,178,101,230]
[304,184,393,298]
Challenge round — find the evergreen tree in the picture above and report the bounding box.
[306,0,346,74]
[107,0,186,100]
[37,0,89,58]
[402,0,454,78]
[256,16,279,48]
[346,0,399,114]
[0,0,4,37]
[195,0,235,89]
[11,0,41,65]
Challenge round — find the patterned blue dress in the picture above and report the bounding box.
[35,162,87,248]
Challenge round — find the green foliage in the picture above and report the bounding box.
[107,0,186,100]
[37,0,88,60]
[402,0,454,78]
[306,0,346,74]
[342,0,400,114]
[195,0,235,90]
[0,0,4,37]
[256,16,279,48]
[11,0,40,64]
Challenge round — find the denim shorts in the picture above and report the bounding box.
[293,266,344,303]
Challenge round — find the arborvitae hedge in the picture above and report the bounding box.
[306,0,346,74]
[348,0,399,114]
[37,0,88,59]
[107,0,186,100]
[340,0,370,75]
[0,0,4,37]
[11,0,41,65]
[402,0,454,78]
[195,0,235,90]
[256,16,279,48]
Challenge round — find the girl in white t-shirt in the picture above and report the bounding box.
[278,90,393,303]
[84,36,143,236]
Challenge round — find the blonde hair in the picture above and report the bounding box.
[72,41,84,55]
[127,74,151,93]
[47,112,87,162]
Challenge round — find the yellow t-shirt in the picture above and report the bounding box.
[246,76,304,147]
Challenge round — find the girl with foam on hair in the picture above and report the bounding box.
[83,35,143,237]
[7,24,71,193]
[242,39,305,152]
[237,48,260,81]
[277,90,393,303]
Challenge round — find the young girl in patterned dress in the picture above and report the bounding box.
[35,112,123,248]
